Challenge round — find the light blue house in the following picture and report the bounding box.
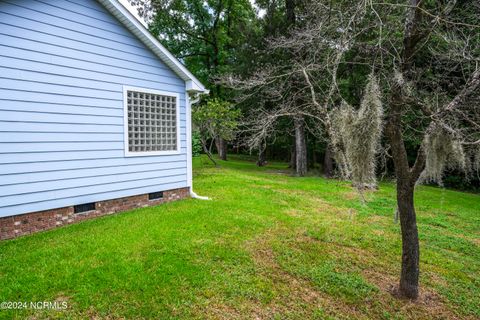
[0,0,208,239]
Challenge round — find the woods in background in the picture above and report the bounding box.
[129,0,480,299]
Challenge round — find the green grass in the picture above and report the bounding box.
[0,155,479,319]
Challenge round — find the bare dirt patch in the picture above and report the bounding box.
[361,265,464,319]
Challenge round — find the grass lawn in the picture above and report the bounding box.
[0,156,479,319]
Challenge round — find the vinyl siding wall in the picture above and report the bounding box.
[0,0,189,218]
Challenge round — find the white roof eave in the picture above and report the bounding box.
[98,0,208,93]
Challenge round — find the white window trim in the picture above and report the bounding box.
[123,85,181,157]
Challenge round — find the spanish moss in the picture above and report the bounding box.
[422,124,466,185]
[330,75,383,190]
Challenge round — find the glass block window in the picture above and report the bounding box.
[126,89,178,153]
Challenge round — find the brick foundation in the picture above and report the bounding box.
[0,187,190,240]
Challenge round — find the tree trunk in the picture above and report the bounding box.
[215,137,228,161]
[220,139,227,160]
[323,144,334,178]
[386,0,424,300]
[386,109,420,299]
[289,147,296,169]
[294,116,307,176]
[257,139,267,166]
[257,148,266,167]
[221,139,228,160]
[397,182,419,299]
[201,138,217,167]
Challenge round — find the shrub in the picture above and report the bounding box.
[192,131,202,157]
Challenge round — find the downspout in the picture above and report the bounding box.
[186,91,210,200]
